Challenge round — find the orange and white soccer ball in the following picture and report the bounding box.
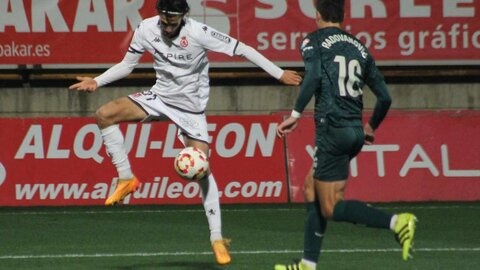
[174,147,209,181]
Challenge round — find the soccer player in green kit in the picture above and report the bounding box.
[274,1,417,269]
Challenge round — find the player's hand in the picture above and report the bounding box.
[364,122,375,145]
[68,76,98,93]
[279,70,302,86]
[276,116,299,138]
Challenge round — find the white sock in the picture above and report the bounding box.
[390,214,398,230]
[200,173,223,243]
[101,125,134,180]
[301,258,317,269]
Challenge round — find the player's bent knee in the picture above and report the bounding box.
[95,107,111,127]
[320,202,335,219]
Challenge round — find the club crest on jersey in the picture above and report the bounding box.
[180,36,188,47]
[301,38,313,54]
[301,38,310,50]
[211,31,231,44]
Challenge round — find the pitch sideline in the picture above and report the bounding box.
[0,247,479,260]
[0,204,479,216]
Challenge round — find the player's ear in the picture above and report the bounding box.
[315,11,322,23]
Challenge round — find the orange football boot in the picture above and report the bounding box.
[105,176,140,206]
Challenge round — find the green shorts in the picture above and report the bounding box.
[313,126,364,181]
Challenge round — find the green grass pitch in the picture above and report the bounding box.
[0,202,479,269]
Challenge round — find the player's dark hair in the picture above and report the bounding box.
[156,0,190,16]
[316,0,345,23]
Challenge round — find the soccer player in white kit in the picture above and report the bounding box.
[69,0,302,265]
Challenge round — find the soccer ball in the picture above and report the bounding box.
[174,147,209,181]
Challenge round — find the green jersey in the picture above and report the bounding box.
[295,27,391,129]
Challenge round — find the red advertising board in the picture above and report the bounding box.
[0,115,288,206]
[284,110,480,202]
[1,0,479,66]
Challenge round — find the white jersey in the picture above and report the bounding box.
[95,16,284,113]
[130,16,238,112]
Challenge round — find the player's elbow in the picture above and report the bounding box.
[233,42,252,58]
[379,95,392,110]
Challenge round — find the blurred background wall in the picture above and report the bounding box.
[1,70,479,117]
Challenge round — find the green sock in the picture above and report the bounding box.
[303,202,327,263]
[332,200,392,229]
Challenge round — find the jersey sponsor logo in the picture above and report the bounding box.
[154,49,193,61]
[165,53,193,61]
[180,36,189,48]
[153,36,161,43]
[211,31,231,44]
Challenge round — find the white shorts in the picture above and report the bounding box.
[128,90,209,144]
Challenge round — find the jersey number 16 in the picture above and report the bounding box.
[334,55,363,98]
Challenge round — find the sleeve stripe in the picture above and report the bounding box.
[128,46,144,54]
[232,40,240,55]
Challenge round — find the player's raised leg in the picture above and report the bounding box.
[393,213,418,260]
[96,97,146,205]
[318,180,418,260]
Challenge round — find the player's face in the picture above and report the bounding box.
[159,14,183,39]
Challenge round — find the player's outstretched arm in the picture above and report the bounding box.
[68,76,98,93]
[68,52,140,93]
[233,43,302,86]
[279,70,302,86]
